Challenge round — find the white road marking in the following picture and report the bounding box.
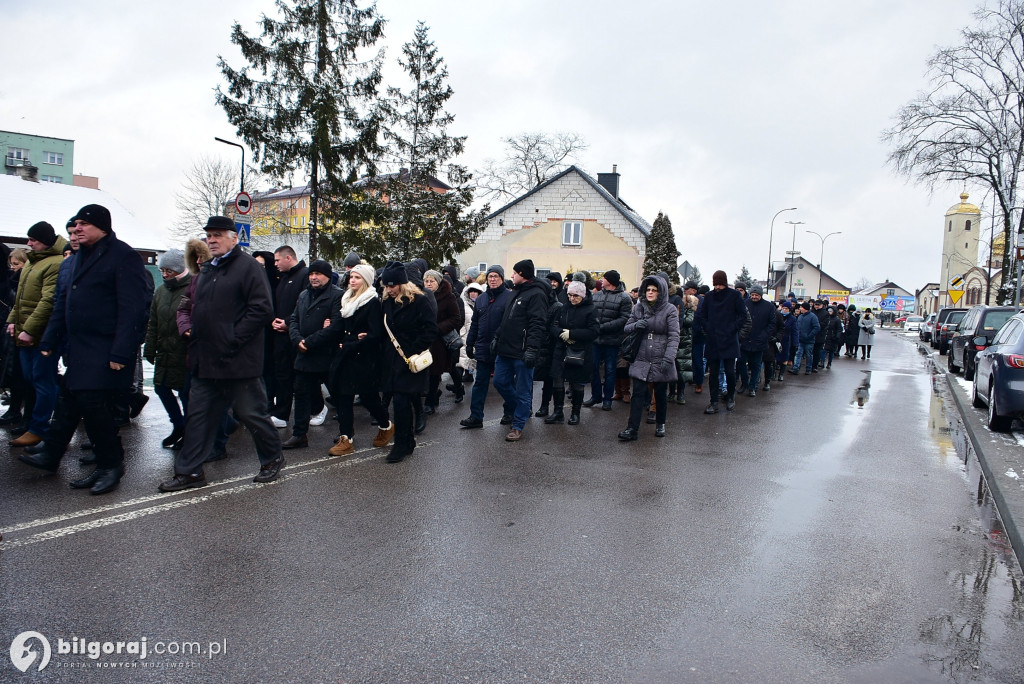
[1,442,434,550]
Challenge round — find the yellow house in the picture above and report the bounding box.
[458,166,650,288]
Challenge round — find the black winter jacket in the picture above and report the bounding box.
[329,293,383,396]
[381,293,437,395]
[591,283,632,347]
[551,291,599,384]
[495,277,550,361]
[186,246,273,380]
[741,297,778,353]
[697,287,751,360]
[289,283,343,373]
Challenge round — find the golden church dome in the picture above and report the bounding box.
[945,191,981,216]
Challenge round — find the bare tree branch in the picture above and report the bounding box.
[475,131,588,202]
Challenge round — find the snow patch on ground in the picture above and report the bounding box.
[1006,468,1020,480]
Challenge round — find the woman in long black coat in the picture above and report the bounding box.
[327,264,393,456]
[545,281,599,425]
[422,270,463,414]
[379,262,437,463]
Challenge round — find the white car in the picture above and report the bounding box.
[903,315,924,332]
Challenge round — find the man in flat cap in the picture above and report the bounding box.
[158,216,284,492]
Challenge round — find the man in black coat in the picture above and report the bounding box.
[270,245,308,425]
[585,270,632,410]
[282,260,342,449]
[737,285,776,397]
[21,204,152,495]
[812,299,829,369]
[158,216,284,492]
[696,270,751,413]
[492,259,549,441]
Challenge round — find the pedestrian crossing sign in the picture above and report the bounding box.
[235,221,250,247]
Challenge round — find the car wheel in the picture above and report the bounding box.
[939,341,947,355]
[948,350,960,373]
[964,356,975,381]
[972,374,986,408]
[987,384,1013,432]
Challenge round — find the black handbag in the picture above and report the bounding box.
[564,346,586,367]
[619,313,646,363]
[442,329,464,351]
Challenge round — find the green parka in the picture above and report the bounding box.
[144,273,192,389]
[675,305,694,384]
[7,237,68,344]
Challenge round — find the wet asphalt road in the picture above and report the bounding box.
[1,330,1023,683]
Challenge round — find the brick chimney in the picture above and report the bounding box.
[597,164,620,199]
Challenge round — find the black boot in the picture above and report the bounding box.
[414,410,427,434]
[535,383,552,417]
[162,425,185,449]
[568,388,583,425]
[544,388,565,424]
[451,368,466,403]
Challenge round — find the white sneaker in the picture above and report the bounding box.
[309,406,329,427]
[271,416,287,429]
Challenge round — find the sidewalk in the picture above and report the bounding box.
[917,333,1024,568]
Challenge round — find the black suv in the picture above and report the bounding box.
[933,307,967,354]
[948,305,1019,380]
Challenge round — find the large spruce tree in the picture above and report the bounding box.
[643,212,681,283]
[216,0,385,259]
[735,265,753,288]
[323,21,487,265]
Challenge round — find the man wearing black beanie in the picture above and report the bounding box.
[492,259,548,441]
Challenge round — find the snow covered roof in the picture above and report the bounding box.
[0,174,167,251]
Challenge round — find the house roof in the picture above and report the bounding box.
[0,174,166,251]
[767,255,849,292]
[354,169,451,192]
[486,165,652,237]
[850,281,909,296]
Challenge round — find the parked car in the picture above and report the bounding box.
[903,315,924,332]
[893,316,908,327]
[934,308,967,354]
[948,305,1018,380]
[920,313,938,342]
[972,311,1024,431]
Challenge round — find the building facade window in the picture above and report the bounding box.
[562,221,583,246]
[965,220,972,231]
[948,221,952,232]
[43,151,63,165]
[6,147,29,164]
[40,175,62,183]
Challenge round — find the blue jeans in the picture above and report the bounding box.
[493,356,534,430]
[692,339,706,388]
[793,342,815,372]
[590,343,618,402]
[469,358,513,421]
[20,347,59,435]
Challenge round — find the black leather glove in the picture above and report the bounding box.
[659,359,672,375]
[524,349,537,368]
[466,346,475,360]
[634,319,649,331]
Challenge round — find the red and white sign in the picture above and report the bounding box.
[235,192,252,215]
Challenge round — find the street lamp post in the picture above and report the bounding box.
[806,230,841,298]
[766,207,797,286]
[784,220,805,296]
[214,137,245,194]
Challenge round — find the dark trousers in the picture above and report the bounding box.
[291,370,327,437]
[391,392,416,451]
[590,343,618,402]
[336,390,389,439]
[20,347,58,435]
[45,386,123,470]
[737,349,764,390]
[271,333,296,420]
[469,359,513,421]
[154,383,185,429]
[707,358,736,403]
[176,376,281,475]
[813,341,824,368]
[628,379,667,428]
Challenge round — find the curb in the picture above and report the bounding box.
[943,368,1024,569]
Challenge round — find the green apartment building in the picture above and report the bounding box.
[1,130,74,185]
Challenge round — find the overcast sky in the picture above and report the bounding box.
[1,0,990,291]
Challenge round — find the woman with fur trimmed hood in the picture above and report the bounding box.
[618,274,679,441]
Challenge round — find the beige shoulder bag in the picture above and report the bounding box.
[383,315,433,373]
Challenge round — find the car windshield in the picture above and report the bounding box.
[949,311,966,324]
[908,316,923,322]
[982,310,1015,332]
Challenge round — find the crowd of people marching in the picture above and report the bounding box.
[2,208,882,502]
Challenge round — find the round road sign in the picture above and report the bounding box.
[235,192,252,215]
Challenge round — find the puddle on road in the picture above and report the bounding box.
[926,357,1015,559]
